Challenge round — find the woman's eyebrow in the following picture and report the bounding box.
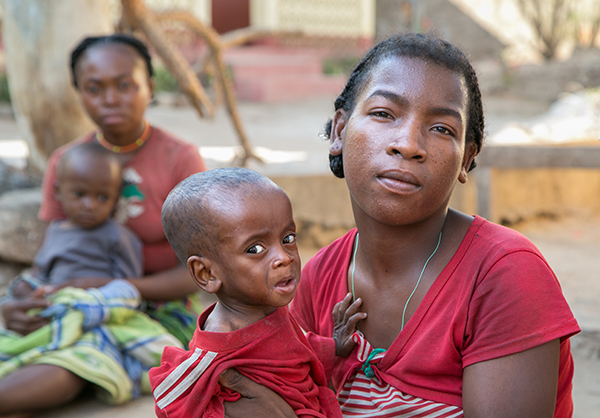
[428,106,463,124]
[368,89,463,123]
[366,89,408,106]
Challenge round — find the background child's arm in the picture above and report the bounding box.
[332,292,367,357]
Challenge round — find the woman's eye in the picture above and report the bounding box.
[84,85,100,94]
[370,111,393,119]
[283,234,296,245]
[247,244,266,254]
[118,81,131,90]
[73,191,84,198]
[98,195,108,203]
[433,126,453,136]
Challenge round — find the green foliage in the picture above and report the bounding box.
[0,72,11,103]
[323,56,360,76]
[153,67,180,93]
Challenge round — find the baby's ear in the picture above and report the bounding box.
[187,255,221,294]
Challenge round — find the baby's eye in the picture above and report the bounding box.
[118,81,131,91]
[98,195,108,203]
[283,234,296,245]
[73,190,84,198]
[247,244,266,254]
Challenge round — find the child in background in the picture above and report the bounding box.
[149,167,341,418]
[9,142,142,298]
[0,142,177,406]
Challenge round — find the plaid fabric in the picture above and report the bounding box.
[0,280,183,404]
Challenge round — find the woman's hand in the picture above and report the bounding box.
[332,292,367,357]
[219,369,298,418]
[1,287,51,335]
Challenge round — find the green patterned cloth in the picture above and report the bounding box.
[0,280,184,405]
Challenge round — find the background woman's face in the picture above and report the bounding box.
[75,44,152,137]
[333,56,473,226]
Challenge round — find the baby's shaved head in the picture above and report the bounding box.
[162,167,281,264]
[58,142,121,180]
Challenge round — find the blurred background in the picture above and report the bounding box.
[0,1,598,416]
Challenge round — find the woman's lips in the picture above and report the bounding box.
[101,114,126,125]
[376,170,421,193]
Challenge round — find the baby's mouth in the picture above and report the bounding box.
[274,277,297,294]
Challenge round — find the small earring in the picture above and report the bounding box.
[329,140,342,153]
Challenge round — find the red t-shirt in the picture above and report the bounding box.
[291,216,580,417]
[149,305,342,418]
[39,126,207,274]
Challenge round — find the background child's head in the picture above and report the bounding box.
[162,167,300,308]
[325,32,484,178]
[55,143,122,229]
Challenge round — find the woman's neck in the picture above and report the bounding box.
[101,120,147,146]
[353,206,450,280]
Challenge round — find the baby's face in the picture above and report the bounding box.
[56,156,121,229]
[209,187,301,310]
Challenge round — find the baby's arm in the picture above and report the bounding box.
[332,292,367,357]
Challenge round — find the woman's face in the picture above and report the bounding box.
[74,43,152,138]
[330,56,476,226]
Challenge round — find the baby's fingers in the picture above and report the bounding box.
[332,293,352,322]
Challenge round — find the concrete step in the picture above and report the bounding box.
[223,46,345,102]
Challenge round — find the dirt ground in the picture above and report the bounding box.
[1,92,599,417]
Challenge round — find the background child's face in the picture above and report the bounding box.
[208,187,301,311]
[56,156,121,229]
[331,56,473,226]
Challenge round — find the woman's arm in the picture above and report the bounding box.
[127,265,197,301]
[462,339,560,418]
[50,265,198,301]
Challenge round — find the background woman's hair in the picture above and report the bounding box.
[70,33,154,88]
[326,32,484,178]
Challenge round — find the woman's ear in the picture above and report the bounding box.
[329,109,348,156]
[187,255,221,294]
[458,142,478,184]
[148,77,156,101]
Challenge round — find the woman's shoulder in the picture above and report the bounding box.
[148,126,196,151]
[305,228,357,271]
[470,216,542,256]
[48,132,96,161]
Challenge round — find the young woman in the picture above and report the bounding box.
[0,34,206,415]
[219,33,580,418]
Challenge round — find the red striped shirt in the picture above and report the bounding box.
[338,333,463,418]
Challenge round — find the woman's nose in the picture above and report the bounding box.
[103,87,119,105]
[385,118,426,161]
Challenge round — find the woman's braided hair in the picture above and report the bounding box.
[70,33,153,88]
[326,32,484,178]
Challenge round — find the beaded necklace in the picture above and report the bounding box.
[96,121,151,153]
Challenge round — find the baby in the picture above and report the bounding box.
[11,142,142,296]
[149,167,341,418]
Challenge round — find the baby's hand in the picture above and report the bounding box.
[332,292,367,357]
